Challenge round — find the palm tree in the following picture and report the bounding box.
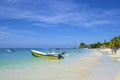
[109,35,120,48]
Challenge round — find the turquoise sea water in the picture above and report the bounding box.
[0,48,96,80]
[0,48,90,69]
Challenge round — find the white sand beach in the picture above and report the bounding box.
[106,49,120,80]
[0,49,120,80]
[87,49,120,80]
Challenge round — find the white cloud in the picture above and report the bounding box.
[0,31,9,35]
[0,0,120,27]
[82,20,112,27]
[0,26,37,40]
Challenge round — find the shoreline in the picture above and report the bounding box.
[0,49,102,80]
[0,49,120,80]
[87,49,120,80]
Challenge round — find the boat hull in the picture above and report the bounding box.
[31,51,59,59]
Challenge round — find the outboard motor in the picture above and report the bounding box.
[58,54,64,59]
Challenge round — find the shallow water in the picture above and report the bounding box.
[0,48,100,80]
[0,48,90,68]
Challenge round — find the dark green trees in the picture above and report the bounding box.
[79,35,120,48]
[79,42,87,48]
[109,35,120,48]
[90,42,101,48]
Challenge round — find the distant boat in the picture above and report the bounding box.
[6,49,14,53]
[31,49,64,59]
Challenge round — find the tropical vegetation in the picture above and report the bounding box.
[79,35,120,48]
[109,35,120,48]
[79,42,87,48]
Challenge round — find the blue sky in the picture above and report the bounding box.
[0,0,120,48]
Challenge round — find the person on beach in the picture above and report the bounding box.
[113,47,118,54]
[111,47,114,55]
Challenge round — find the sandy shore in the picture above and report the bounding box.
[88,49,120,80]
[105,49,120,80]
[0,49,120,80]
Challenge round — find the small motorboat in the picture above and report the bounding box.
[6,49,14,53]
[31,49,64,59]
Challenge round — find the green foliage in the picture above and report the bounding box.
[79,42,87,48]
[109,35,120,48]
[90,42,102,48]
[79,35,120,48]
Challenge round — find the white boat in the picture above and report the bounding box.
[31,49,64,59]
[6,49,14,52]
